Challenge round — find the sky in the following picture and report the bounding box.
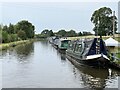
[1,1,119,34]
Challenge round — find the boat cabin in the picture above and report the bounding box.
[58,38,71,50]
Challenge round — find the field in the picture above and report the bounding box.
[67,34,120,41]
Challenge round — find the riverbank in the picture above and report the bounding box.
[0,39,34,50]
[0,38,47,50]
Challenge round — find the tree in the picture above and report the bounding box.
[1,20,35,43]
[2,25,8,33]
[41,29,50,37]
[17,30,27,40]
[0,24,3,43]
[78,32,82,36]
[8,34,18,42]
[40,29,54,37]
[82,31,92,36]
[66,30,77,37]
[8,23,15,34]
[57,30,66,37]
[0,30,2,43]
[0,24,3,31]
[41,29,49,35]
[15,20,35,38]
[49,30,54,36]
[91,7,117,36]
[2,31,9,43]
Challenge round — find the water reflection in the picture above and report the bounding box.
[68,59,120,89]
[39,40,49,48]
[0,49,7,59]
[14,42,34,63]
[15,42,34,56]
[55,50,67,65]
[60,53,66,60]
[71,65,108,88]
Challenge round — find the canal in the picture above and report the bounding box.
[1,41,120,88]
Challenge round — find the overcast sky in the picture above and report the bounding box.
[1,2,118,34]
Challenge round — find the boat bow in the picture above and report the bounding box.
[86,54,110,60]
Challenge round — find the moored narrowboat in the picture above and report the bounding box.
[66,38,110,68]
[49,36,59,49]
[58,37,71,51]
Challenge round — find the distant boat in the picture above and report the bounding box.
[49,36,59,49]
[58,37,71,50]
[66,38,110,68]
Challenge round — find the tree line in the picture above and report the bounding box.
[0,20,35,43]
[35,29,93,38]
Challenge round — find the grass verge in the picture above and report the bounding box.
[0,39,34,50]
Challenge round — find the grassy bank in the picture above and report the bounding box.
[0,39,34,50]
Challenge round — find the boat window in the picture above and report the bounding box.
[61,40,69,47]
[75,44,79,52]
[61,41,69,47]
[68,43,73,50]
[79,44,83,52]
[75,44,82,53]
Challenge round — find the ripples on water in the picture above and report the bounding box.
[1,41,120,88]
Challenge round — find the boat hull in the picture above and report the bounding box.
[58,47,67,51]
[58,48,66,54]
[66,52,110,68]
[52,44,58,49]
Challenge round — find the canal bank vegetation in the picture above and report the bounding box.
[0,39,34,50]
[0,20,35,43]
[0,20,35,50]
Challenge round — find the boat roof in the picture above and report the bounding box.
[60,37,71,41]
[70,38,94,44]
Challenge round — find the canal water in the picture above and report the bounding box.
[1,41,120,88]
